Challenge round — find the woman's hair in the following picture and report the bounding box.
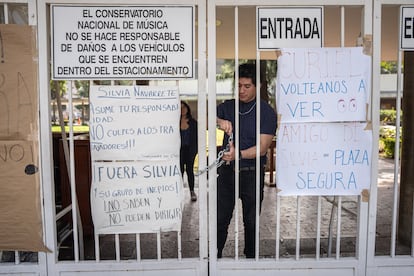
[181,100,193,119]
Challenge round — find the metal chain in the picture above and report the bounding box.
[196,133,233,176]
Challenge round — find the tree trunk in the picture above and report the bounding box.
[398,51,414,244]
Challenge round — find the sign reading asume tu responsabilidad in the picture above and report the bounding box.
[89,85,180,161]
[89,86,183,234]
[51,5,194,80]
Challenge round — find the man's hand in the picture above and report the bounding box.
[217,119,233,136]
[222,141,235,161]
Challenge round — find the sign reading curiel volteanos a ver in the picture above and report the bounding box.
[51,5,194,80]
[275,47,372,196]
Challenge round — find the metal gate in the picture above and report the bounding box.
[207,1,371,275]
[38,0,209,275]
[1,0,414,275]
[206,1,414,275]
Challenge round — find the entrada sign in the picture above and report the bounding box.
[257,7,323,49]
[400,6,414,50]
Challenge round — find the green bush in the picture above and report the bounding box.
[380,109,402,126]
[379,109,403,158]
[382,137,396,158]
[379,125,396,138]
[379,125,402,158]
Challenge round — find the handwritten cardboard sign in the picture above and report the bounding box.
[0,25,48,252]
[276,47,371,123]
[276,122,372,196]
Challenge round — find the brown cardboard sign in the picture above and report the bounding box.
[0,24,49,252]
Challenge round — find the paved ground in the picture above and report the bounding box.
[80,157,408,260]
[1,158,408,262]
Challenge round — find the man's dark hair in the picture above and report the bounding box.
[239,63,257,86]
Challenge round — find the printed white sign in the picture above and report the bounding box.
[51,5,194,79]
[276,122,372,196]
[276,47,371,123]
[90,160,183,234]
[89,85,180,161]
[400,6,414,50]
[257,7,323,49]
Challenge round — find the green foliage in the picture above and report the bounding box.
[382,137,397,158]
[216,59,278,97]
[74,80,90,98]
[379,110,402,158]
[216,59,242,80]
[50,80,90,99]
[380,61,400,74]
[50,80,67,99]
[379,125,397,138]
[380,109,401,125]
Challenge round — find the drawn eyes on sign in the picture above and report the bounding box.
[337,99,358,113]
[349,99,357,112]
[337,99,346,112]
